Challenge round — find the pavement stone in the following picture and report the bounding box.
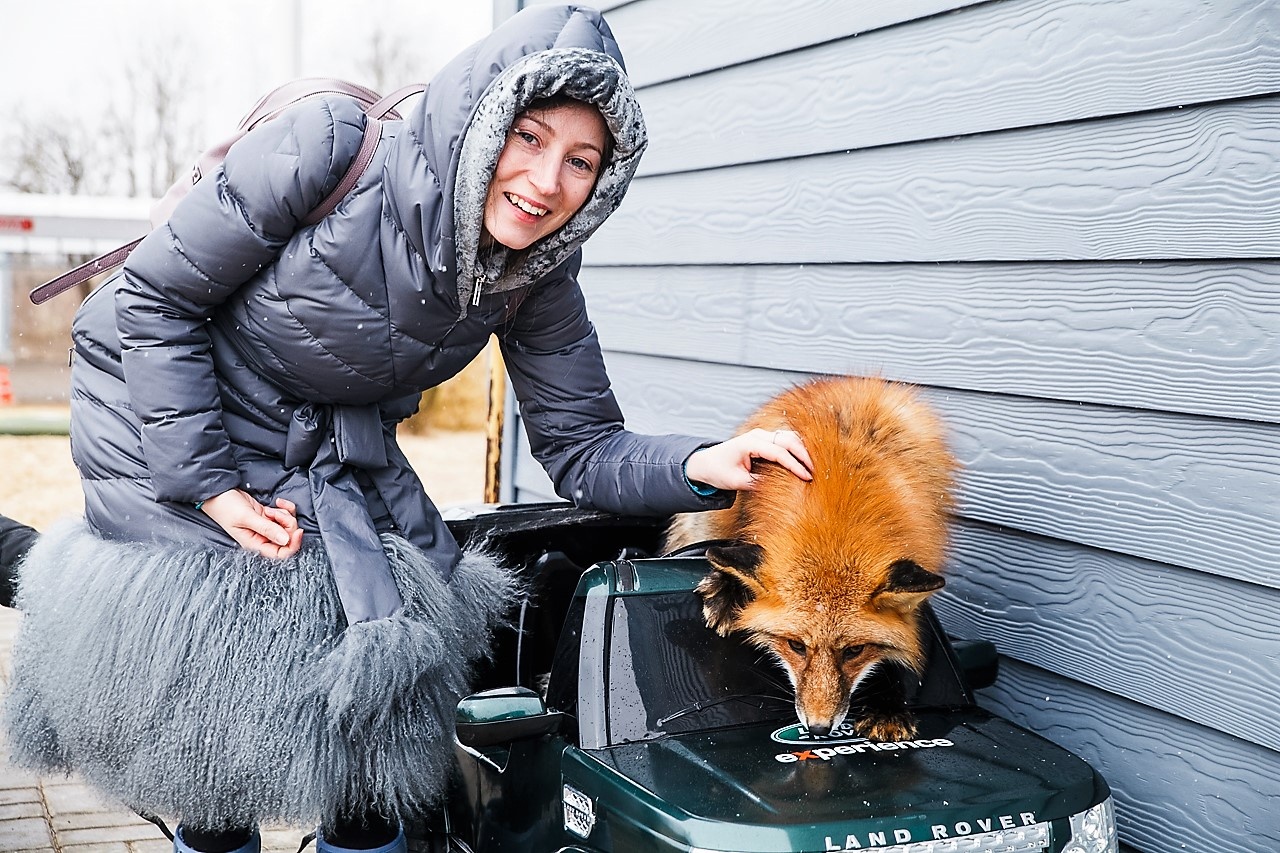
[0,818,52,852]
[60,845,132,853]
[0,792,38,807]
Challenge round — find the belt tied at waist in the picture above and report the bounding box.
[285,401,461,624]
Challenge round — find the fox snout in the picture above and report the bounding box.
[783,647,870,737]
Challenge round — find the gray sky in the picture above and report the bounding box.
[0,0,492,160]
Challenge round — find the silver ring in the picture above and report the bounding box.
[772,430,781,444]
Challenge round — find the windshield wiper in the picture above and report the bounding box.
[656,692,793,728]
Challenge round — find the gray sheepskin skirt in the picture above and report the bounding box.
[3,520,515,831]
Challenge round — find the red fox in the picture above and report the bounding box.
[665,376,957,741]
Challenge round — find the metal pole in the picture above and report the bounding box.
[291,0,303,77]
[483,337,507,503]
[0,251,12,364]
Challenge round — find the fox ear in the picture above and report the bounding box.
[697,544,766,635]
[873,559,946,612]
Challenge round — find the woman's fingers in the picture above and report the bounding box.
[772,429,814,474]
[685,427,814,491]
[241,510,292,548]
[201,489,301,559]
[757,429,812,481]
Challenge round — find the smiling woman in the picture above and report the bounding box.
[483,96,611,252]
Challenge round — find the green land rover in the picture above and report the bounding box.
[426,503,1117,853]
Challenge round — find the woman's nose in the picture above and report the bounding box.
[528,154,560,196]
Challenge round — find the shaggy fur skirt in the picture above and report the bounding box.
[3,520,514,831]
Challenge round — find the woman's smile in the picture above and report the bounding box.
[504,191,550,220]
[483,99,609,251]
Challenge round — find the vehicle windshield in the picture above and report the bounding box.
[604,590,795,744]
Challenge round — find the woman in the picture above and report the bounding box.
[4,6,810,853]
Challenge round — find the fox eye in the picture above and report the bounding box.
[842,645,865,662]
[787,639,807,656]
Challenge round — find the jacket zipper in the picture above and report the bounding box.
[472,274,483,307]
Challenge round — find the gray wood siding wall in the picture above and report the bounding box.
[495,1,1280,850]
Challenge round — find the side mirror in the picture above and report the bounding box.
[950,638,999,691]
[456,686,566,749]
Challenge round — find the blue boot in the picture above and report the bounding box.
[315,825,406,853]
[173,826,260,853]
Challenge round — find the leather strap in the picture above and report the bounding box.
[367,84,426,120]
[28,237,145,305]
[303,117,383,226]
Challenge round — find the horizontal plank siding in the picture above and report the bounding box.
[936,393,1280,590]
[633,0,1280,174]
[600,0,987,88]
[523,0,631,11]
[583,354,1280,589]
[589,97,1280,264]
[577,261,1280,424]
[974,659,1280,852]
[933,520,1280,752]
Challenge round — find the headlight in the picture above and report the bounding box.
[1061,798,1118,853]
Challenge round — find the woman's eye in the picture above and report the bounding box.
[568,156,595,173]
[842,645,865,662]
[787,639,807,656]
[514,129,538,144]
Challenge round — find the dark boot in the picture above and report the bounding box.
[316,820,405,853]
[174,826,260,853]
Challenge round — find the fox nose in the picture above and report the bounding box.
[805,720,833,737]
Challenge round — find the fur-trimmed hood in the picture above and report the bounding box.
[386,4,647,315]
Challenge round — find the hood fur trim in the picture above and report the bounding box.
[453,47,647,314]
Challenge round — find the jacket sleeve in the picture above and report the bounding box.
[498,255,733,516]
[115,97,369,503]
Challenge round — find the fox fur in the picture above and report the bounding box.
[664,376,957,741]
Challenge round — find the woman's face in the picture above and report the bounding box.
[482,100,609,251]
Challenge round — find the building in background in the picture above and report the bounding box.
[493,1,1280,850]
[0,194,150,404]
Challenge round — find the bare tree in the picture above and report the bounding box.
[104,46,202,198]
[1,35,201,200]
[358,29,422,93]
[2,115,108,196]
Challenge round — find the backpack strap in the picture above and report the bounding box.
[302,116,383,227]
[29,238,145,305]
[298,85,426,227]
[367,84,427,120]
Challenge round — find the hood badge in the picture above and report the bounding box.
[771,722,868,746]
[563,783,596,839]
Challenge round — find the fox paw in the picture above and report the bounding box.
[853,710,918,742]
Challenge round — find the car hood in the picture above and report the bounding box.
[576,707,1107,851]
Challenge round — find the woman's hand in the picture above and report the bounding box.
[199,489,303,560]
[684,428,813,492]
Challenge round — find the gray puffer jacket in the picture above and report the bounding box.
[70,4,729,624]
